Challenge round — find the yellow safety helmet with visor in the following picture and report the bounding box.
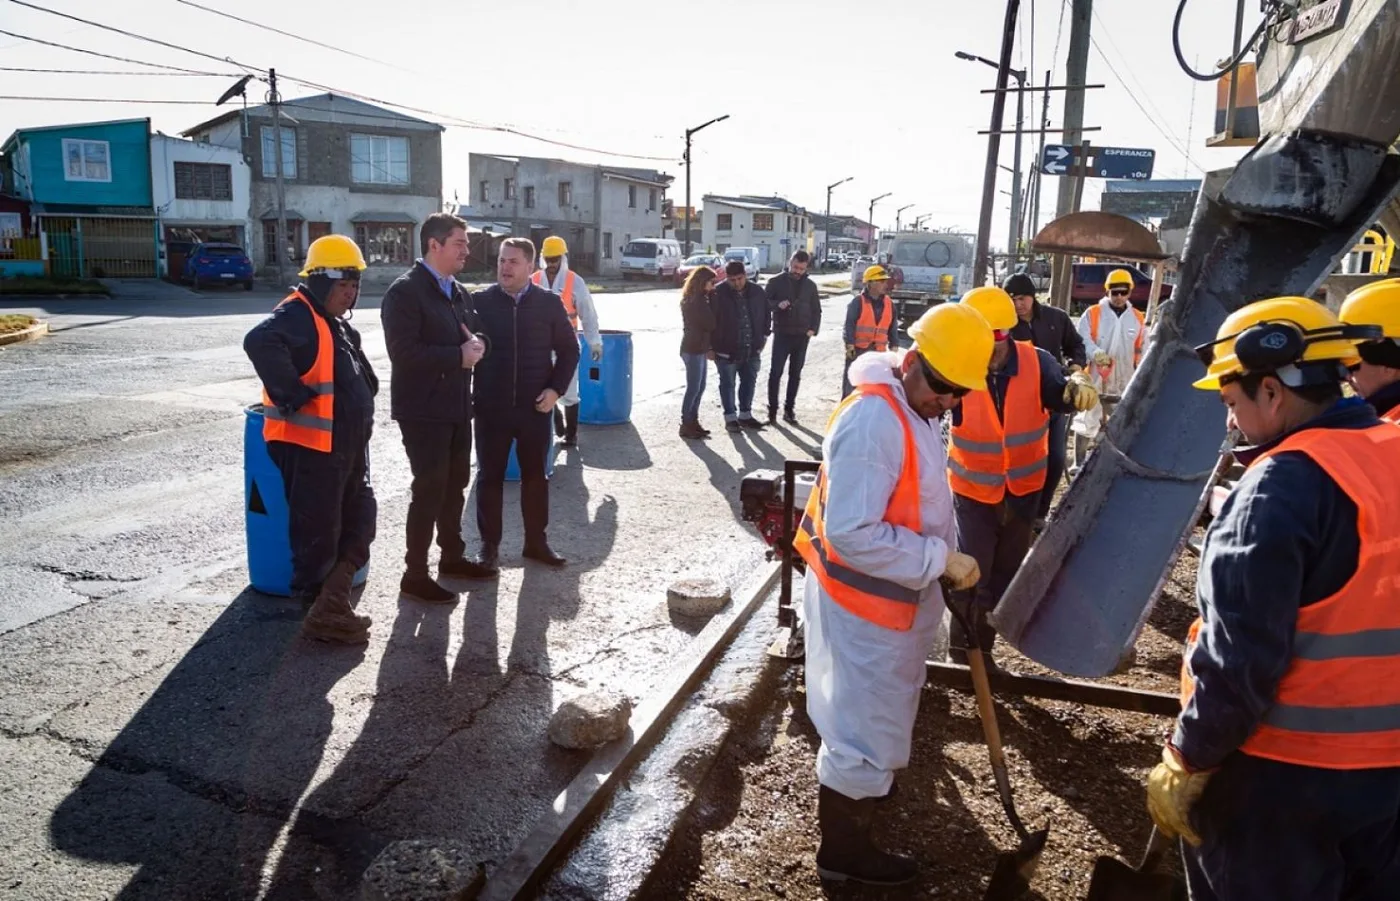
[1192,296,1380,391]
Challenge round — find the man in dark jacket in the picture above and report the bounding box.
[380,213,490,602]
[712,260,771,432]
[244,234,378,644]
[764,250,822,425]
[471,237,580,567]
[1004,273,1088,526]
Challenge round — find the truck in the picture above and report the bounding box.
[851,231,976,330]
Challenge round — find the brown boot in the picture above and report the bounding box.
[302,561,371,644]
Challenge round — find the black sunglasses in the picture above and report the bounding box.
[1109,288,1130,296]
[918,353,971,398]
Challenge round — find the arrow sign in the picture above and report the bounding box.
[1041,144,1072,175]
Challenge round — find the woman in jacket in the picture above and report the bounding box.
[679,266,718,439]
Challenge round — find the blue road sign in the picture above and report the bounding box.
[1040,144,1156,180]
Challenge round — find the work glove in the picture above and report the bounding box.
[1092,349,1112,368]
[1065,372,1099,412]
[1146,744,1213,847]
[940,552,981,592]
[845,344,858,362]
[589,343,603,362]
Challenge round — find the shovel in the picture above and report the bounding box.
[945,592,1049,901]
[1085,826,1187,901]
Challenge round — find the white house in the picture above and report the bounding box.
[700,195,810,271]
[150,132,252,277]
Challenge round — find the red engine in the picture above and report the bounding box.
[739,468,818,566]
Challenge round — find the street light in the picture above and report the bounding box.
[913,214,931,230]
[684,114,730,257]
[957,49,1027,258]
[868,192,891,255]
[894,204,914,233]
[824,176,853,262]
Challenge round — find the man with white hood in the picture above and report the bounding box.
[531,236,602,447]
[1073,268,1146,445]
[793,303,993,885]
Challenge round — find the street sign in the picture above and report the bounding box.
[1040,144,1156,180]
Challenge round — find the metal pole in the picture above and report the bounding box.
[1009,70,1025,255]
[269,68,289,286]
[1054,0,1092,220]
[972,0,1023,287]
[683,130,692,257]
[1224,0,1246,140]
[866,193,890,254]
[1028,68,1051,241]
[825,187,831,260]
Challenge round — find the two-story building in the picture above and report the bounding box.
[701,195,810,272]
[1,117,157,277]
[150,132,253,278]
[462,154,673,275]
[811,213,874,261]
[182,94,444,276]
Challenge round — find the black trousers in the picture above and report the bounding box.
[1037,413,1069,520]
[948,492,1035,652]
[768,332,810,414]
[397,419,473,575]
[475,405,553,547]
[268,436,377,600]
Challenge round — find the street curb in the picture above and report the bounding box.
[0,293,109,301]
[0,320,49,346]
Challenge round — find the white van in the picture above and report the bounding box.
[722,246,761,280]
[620,238,682,281]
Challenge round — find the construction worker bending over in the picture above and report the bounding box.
[1339,277,1400,422]
[841,265,901,398]
[243,235,378,644]
[1150,296,1400,900]
[531,236,601,448]
[946,286,1097,662]
[794,304,992,886]
[1073,268,1144,448]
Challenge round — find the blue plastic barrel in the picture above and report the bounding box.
[504,429,558,482]
[244,405,368,596]
[578,330,633,425]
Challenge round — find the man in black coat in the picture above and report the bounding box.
[471,237,581,567]
[712,260,771,432]
[1004,272,1087,526]
[380,213,490,602]
[764,249,822,425]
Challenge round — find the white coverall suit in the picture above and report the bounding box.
[802,350,956,800]
[537,257,602,406]
[1072,296,1143,440]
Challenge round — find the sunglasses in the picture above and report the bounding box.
[1109,288,1130,296]
[918,353,971,398]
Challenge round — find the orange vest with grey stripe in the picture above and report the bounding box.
[1180,423,1400,769]
[532,269,579,330]
[947,340,1049,504]
[261,291,334,453]
[852,294,893,351]
[792,383,923,632]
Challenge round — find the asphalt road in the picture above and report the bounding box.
[0,277,851,900]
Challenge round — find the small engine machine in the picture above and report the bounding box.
[739,466,819,569]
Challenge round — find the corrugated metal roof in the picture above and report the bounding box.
[182,93,443,137]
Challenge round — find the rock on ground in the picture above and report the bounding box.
[548,690,633,750]
[359,839,484,901]
[666,578,731,618]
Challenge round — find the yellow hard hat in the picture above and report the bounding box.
[1105,268,1134,290]
[863,265,891,283]
[960,285,1018,332]
[1339,278,1400,339]
[907,302,995,390]
[541,236,568,258]
[299,234,367,277]
[1192,296,1379,390]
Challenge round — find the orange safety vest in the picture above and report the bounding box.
[793,383,924,632]
[261,290,334,453]
[852,294,893,351]
[1088,303,1146,370]
[532,269,579,330]
[947,341,1049,504]
[1180,423,1400,769]
[1381,404,1400,425]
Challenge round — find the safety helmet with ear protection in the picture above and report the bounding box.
[1193,296,1381,391]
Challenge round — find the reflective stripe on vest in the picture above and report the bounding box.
[852,295,892,351]
[1179,423,1400,769]
[1088,304,1146,370]
[532,269,579,330]
[261,291,334,453]
[1382,404,1400,425]
[947,341,1049,504]
[792,383,924,631]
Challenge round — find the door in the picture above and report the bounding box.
[43,217,82,278]
[308,221,332,243]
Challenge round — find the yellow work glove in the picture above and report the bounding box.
[1146,744,1212,847]
[940,552,981,592]
[1092,349,1112,368]
[1065,372,1099,412]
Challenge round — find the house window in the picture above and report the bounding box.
[524,186,536,208]
[716,214,733,230]
[559,181,573,206]
[628,185,637,208]
[354,222,413,265]
[260,126,296,179]
[753,213,775,232]
[350,134,409,186]
[648,188,657,211]
[262,220,302,265]
[173,162,233,201]
[479,180,490,202]
[62,139,111,182]
[603,232,613,260]
[504,177,516,199]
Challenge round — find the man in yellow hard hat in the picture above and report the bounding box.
[795,302,991,885]
[531,235,602,447]
[946,286,1098,662]
[1073,267,1146,448]
[244,234,378,644]
[841,265,901,397]
[1339,277,1400,422]
[1148,296,1400,901]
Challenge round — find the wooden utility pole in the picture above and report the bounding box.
[1054,0,1092,220]
[269,68,290,287]
[971,0,1023,287]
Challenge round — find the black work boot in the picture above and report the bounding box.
[302,561,371,644]
[816,786,918,885]
[554,407,566,437]
[562,404,579,447]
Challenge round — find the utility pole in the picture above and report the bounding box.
[825,176,853,261]
[970,0,1022,287]
[868,193,891,255]
[895,203,914,233]
[1054,0,1092,220]
[269,68,290,287]
[1009,72,1025,254]
[683,114,729,257]
[1027,68,1052,241]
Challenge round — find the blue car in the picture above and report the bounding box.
[183,242,255,291]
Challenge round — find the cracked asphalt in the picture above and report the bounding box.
[0,277,851,900]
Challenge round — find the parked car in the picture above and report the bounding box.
[620,238,683,281]
[1012,258,1053,292]
[183,242,254,290]
[1071,262,1172,312]
[722,246,761,281]
[678,253,724,283]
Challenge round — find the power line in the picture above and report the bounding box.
[1087,36,1206,174]
[5,0,249,72]
[0,65,230,76]
[0,94,219,105]
[1090,7,1191,150]
[172,0,412,72]
[0,27,238,75]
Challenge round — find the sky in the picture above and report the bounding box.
[0,0,1256,251]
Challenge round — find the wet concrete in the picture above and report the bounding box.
[0,282,849,898]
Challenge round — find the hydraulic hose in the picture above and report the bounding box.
[1172,0,1277,82]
